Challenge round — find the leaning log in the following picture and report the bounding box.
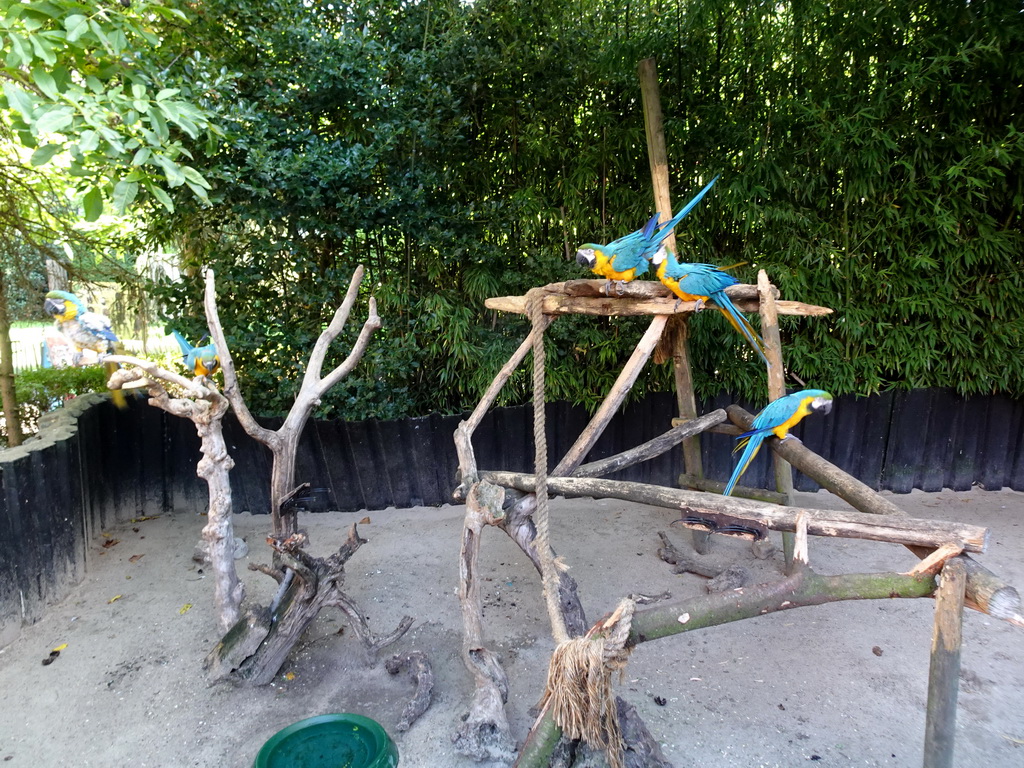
[479,471,990,554]
[572,409,726,479]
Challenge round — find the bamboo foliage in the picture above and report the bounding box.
[151,0,1023,419]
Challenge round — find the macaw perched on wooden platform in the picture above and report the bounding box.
[44,289,126,407]
[43,290,118,363]
[723,389,834,497]
[172,330,220,377]
[576,175,719,295]
[651,250,770,366]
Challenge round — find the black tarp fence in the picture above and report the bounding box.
[2,388,1023,646]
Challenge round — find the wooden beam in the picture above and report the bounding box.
[485,282,831,319]
[485,291,833,318]
[573,409,726,478]
[552,315,668,476]
[562,279,773,301]
[478,472,990,554]
[923,558,966,768]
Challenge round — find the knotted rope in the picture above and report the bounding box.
[540,598,635,768]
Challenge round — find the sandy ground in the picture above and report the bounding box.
[0,488,1021,768]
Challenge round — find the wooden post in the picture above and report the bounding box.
[758,269,796,566]
[671,317,705,482]
[638,58,675,249]
[923,558,967,768]
[639,57,706,498]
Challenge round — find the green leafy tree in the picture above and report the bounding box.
[0,0,220,219]
[0,0,223,444]
[153,0,1024,422]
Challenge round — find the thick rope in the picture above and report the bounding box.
[540,598,635,768]
[526,288,569,645]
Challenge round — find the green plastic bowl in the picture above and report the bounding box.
[254,713,399,768]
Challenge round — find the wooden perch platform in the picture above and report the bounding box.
[484,279,834,317]
[478,471,990,554]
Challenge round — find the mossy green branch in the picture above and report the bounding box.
[515,568,936,768]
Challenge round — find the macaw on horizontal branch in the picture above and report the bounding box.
[44,289,126,407]
[172,330,220,378]
[651,250,770,366]
[723,389,834,497]
[576,175,719,294]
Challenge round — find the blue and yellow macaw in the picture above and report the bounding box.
[575,176,719,294]
[172,330,220,378]
[44,290,125,407]
[723,389,834,496]
[44,290,119,361]
[651,251,770,366]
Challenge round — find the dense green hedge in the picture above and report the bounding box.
[150,0,1023,419]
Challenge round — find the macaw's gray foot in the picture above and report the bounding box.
[615,280,626,297]
[694,298,706,312]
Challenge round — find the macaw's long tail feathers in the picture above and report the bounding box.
[723,434,765,497]
[653,174,720,244]
[103,360,127,410]
[718,260,748,272]
[171,330,192,357]
[714,296,770,367]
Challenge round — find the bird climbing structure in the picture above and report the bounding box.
[451,275,1023,768]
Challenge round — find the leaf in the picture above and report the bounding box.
[31,65,59,99]
[155,154,185,187]
[107,594,123,604]
[64,14,89,42]
[155,88,180,101]
[82,187,104,222]
[78,129,99,153]
[30,143,61,166]
[2,82,35,121]
[5,33,30,67]
[181,165,211,189]
[33,106,74,136]
[146,181,174,212]
[112,179,139,213]
[132,147,151,166]
[179,603,192,615]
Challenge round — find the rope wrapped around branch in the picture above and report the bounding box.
[539,598,635,768]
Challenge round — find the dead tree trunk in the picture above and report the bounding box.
[107,357,242,631]
[202,266,412,686]
[204,265,381,539]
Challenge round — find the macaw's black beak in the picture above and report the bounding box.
[576,250,595,268]
[814,398,833,415]
[43,298,62,316]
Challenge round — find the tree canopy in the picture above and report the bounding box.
[140,0,1024,419]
